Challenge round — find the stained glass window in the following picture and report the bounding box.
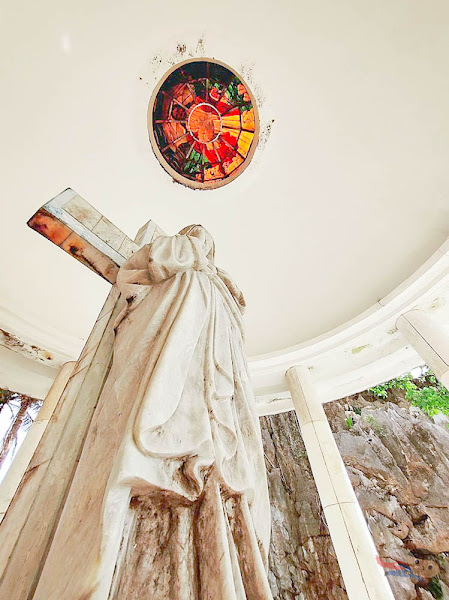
[149,60,258,189]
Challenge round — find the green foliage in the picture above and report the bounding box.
[435,554,447,568]
[0,388,19,406]
[427,576,443,599]
[369,369,449,417]
[369,372,415,399]
[411,385,449,417]
[0,389,8,406]
[346,416,353,429]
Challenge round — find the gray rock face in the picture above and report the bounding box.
[261,411,347,600]
[261,396,449,600]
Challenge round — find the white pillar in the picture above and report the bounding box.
[286,365,394,600]
[397,309,449,388]
[0,361,75,523]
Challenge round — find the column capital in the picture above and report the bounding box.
[397,309,449,388]
[285,364,327,426]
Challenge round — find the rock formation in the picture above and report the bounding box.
[262,410,347,600]
[261,391,449,600]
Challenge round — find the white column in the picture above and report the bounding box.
[0,361,75,523]
[286,365,394,600]
[397,309,449,388]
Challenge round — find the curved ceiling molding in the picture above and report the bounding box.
[252,238,449,413]
[0,304,81,368]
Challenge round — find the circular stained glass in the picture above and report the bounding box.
[148,59,259,189]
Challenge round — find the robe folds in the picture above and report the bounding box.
[111,232,273,599]
[33,229,273,600]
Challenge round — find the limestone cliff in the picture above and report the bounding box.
[261,393,449,600]
[262,410,347,600]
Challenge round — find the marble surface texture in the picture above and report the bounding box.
[34,225,273,599]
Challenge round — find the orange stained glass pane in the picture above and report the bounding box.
[223,154,244,175]
[189,104,221,143]
[172,83,194,107]
[204,164,223,180]
[241,108,255,132]
[162,122,188,150]
[237,83,251,102]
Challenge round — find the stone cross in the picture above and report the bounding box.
[27,187,164,284]
[0,189,164,599]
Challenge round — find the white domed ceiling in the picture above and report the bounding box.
[1,0,449,364]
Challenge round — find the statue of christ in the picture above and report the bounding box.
[35,225,273,600]
[110,225,273,599]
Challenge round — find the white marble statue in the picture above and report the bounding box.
[35,225,273,600]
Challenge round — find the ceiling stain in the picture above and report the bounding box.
[351,344,371,355]
[259,119,275,149]
[0,328,56,366]
[195,36,205,56]
[428,297,446,311]
[176,43,186,55]
[240,61,265,108]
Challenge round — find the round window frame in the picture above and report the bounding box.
[147,58,259,190]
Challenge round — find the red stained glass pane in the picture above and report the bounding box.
[150,60,258,187]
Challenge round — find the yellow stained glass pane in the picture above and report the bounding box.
[237,131,254,158]
[221,113,241,130]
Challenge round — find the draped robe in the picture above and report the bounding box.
[34,228,273,600]
[110,232,273,599]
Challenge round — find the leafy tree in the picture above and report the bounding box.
[0,389,41,470]
[369,367,449,417]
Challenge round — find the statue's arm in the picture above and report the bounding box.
[113,245,153,330]
[116,244,152,298]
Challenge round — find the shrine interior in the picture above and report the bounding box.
[1,1,449,599]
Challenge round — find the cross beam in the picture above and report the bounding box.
[27,188,164,284]
[0,188,163,369]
